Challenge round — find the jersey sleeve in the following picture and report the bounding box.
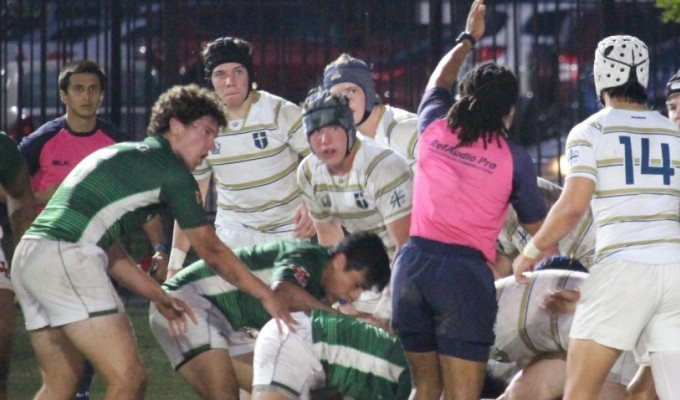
[0,133,21,187]
[297,158,333,222]
[366,150,413,224]
[507,142,548,225]
[18,119,62,176]
[162,166,209,230]
[564,120,599,183]
[386,114,419,161]
[279,100,310,157]
[417,87,453,134]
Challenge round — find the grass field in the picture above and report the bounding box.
[8,296,202,399]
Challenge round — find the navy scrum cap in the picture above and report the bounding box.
[667,68,680,100]
[535,255,588,274]
[302,89,357,153]
[323,54,376,114]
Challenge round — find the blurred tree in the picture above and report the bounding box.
[657,0,680,23]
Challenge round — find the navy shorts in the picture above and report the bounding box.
[391,237,497,362]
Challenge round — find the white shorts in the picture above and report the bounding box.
[10,237,123,330]
[492,270,587,363]
[570,260,680,362]
[149,288,255,370]
[608,351,639,387]
[215,223,298,249]
[252,312,325,400]
[0,246,11,292]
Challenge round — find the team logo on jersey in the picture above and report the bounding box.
[567,148,579,165]
[354,192,369,209]
[0,261,8,279]
[212,142,221,155]
[290,264,310,287]
[389,189,406,209]
[253,131,268,149]
[321,194,331,208]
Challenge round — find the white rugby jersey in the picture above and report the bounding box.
[497,178,596,268]
[297,137,413,257]
[492,269,588,363]
[565,107,680,264]
[367,104,419,165]
[193,90,310,233]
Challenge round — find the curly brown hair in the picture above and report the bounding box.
[146,84,227,137]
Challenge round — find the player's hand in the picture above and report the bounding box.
[512,254,536,284]
[541,289,580,316]
[466,0,486,42]
[293,204,316,239]
[261,292,297,333]
[150,251,169,283]
[154,294,197,337]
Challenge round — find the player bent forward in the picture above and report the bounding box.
[149,232,390,399]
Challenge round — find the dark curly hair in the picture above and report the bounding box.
[333,231,390,292]
[447,62,519,148]
[146,84,227,137]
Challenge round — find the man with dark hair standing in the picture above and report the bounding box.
[18,59,169,400]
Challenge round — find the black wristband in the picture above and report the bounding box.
[455,32,476,47]
[154,243,170,253]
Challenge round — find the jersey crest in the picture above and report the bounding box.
[253,131,269,149]
[291,264,310,287]
[321,194,331,208]
[354,192,369,209]
[212,142,221,155]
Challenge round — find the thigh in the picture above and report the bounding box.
[565,338,622,399]
[62,312,143,383]
[503,353,566,400]
[178,349,240,399]
[29,326,85,389]
[439,353,487,400]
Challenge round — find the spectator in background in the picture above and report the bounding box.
[323,53,419,166]
[390,0,548,398]
[0,131,37,400]
[513,35,680,400]
[10,84,293,400]
[168,36,315,278]
[17,59,169,400]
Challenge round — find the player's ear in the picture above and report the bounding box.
[333,253,347,271]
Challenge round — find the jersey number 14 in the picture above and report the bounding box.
[619,136,674,185]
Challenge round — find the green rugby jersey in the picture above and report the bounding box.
[163,240,330,329]
[311,309,411,400]
[26,136,208,248]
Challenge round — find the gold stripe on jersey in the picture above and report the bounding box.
[566,139,593,148]
[550,274,571,352]
[364,149,393,178]
[217,188,302,213]
[597,213,680,228]
[594,187,680,198]
[601,125,680,137]
[566,209,594,258]
[597,158,625,167]
[207,142,290,165]
[598,238,680,260]
[215,161,297,191]
[374,172,413,199]
[517,279,539,354]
